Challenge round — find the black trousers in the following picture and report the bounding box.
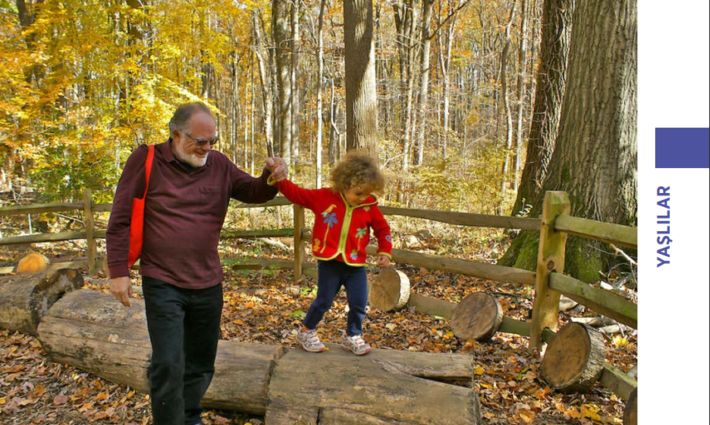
[142,277,223,425]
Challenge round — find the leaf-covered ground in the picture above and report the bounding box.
[0,236,637,424]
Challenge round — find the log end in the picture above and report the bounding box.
[368,268,410,312]
[540,322,606,392]
[450,292,503,341]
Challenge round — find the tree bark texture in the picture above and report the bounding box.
[501,0,636,282]
[511,0,575,216]
[344,0,379,153]
[273,0,292,162]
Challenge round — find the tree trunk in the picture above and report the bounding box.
[501,0,636,283]
[273,0,292,162]
[344,0,379,153]
[315,0,327,187]
[513,0,530,192]
[252,10,275,157]
[511,0,574,216]
[38,289,482,423]
[413,0,434,166]
[290,0,301,164]
[498,2,517,208]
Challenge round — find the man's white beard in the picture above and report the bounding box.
[175,144,208,167]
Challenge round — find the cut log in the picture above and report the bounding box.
[623,387,637,425]
[450,292,503,341]
[368,268,410,311]
[38,289,482,421]
[540,322,606,392]
[265,347,481,425]
[0,268,83,335]
[37,289,283,415]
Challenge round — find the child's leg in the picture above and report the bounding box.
[303,260,344,330]
[343,266,368,336]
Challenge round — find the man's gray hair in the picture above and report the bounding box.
[168,102,214,135]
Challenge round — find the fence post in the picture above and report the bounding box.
[293,204,306,280]
[83,189,97,275]
[530,191,570,353]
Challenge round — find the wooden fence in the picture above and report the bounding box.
[0,189,637,400]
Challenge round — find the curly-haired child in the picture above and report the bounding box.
[268,151,393,355]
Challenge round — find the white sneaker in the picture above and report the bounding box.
[296,328,326,352]
[343,334,372,356]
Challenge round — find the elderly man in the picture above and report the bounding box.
[106,102,286,425]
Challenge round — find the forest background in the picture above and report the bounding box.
[0,0,637,280]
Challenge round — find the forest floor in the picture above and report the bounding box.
[0,232,637,425]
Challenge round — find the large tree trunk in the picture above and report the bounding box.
[510,0,575,216]
[501,0,637,283]
[37,290,482,423]
[344,0,379,153]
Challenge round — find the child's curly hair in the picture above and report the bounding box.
[330,151,385,195]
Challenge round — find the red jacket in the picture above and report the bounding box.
[276,179,392,266]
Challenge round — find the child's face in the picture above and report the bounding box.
[344,184,372,206]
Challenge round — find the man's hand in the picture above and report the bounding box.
[376,254,392,268]
[265,157,288,182]
[110,276,132,307]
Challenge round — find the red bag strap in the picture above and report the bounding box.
[142,145,155,199]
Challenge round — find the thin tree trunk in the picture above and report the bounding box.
[315,0,327,187]
[273,0,292,163]
[252,10,275,157]
[290,0,301,164]
[513,0,529,193]
[414,0,434,166]
[499,1,517,209]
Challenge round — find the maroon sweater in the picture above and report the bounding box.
[106,141,277,289]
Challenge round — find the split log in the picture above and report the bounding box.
[540,322,606,392]
[450,292,503,341]
[368,268,410,311]
[0,268,83,335]
[265,347,481,424]
[37,289,284,415]
[38,289,482,422]
[623,387,637,425]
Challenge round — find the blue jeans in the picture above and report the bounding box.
[304,260,368,336]
[142,277,223,425]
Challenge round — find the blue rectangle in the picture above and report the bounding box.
[656,128,709,168]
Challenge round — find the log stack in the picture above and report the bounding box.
[38,289,483,423]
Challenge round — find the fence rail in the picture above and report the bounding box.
[0,188,637,401]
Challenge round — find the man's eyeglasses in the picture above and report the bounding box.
[184,132,219,146]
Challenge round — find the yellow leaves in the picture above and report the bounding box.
[612,335,629,349]
[473,365,485,375]
[518,409,535,423]
[95,391,109,402]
